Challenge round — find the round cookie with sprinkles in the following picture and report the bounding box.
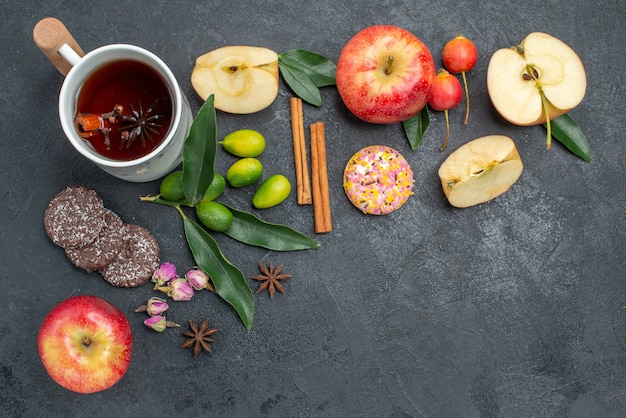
[99,224,160,288]
[343,145,414,215]
[65,210,128,273]
[44,186,107,248]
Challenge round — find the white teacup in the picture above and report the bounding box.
[35,18,193,182]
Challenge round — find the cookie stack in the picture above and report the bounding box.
[44,186,160,288]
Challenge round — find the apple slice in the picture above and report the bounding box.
[438,135,523,208]
[487,32,586,128]
[191,46,279,114]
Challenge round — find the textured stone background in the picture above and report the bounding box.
[2,1,625,416]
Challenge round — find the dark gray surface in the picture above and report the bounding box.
[2,1,625,417]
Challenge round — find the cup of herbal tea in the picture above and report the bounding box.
[34,17,193,182]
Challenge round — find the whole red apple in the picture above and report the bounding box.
[37,295,133,393]
[336,25,435,124]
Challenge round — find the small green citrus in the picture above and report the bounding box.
[159,171,185,201]
[220,129,266,157]
[202,173,226,202]
[252,174,292,209]
[226,158,263,188]
[196,201,233,232]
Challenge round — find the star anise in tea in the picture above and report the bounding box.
[74,101,164,150]
[252,262,293,299]
[180,319,218,358]
[118,99,165,149]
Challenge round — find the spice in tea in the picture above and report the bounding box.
[74,60,173,161]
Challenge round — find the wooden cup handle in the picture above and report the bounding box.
[33,17,85,76]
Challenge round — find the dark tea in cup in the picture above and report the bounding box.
[74,59,173,161]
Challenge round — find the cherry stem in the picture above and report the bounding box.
[461,71,470,125]
[440,110,451,151]
[385,56,395,75]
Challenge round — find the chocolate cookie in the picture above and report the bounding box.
[64,210,127,273]
[99,224,160,288]
[44,186,107,248]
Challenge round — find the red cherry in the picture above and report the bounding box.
[442,34,477,125]
[428,68,463,151]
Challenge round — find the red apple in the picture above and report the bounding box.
[336,25,435,124]
[37,295,133,393]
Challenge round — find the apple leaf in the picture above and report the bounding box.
[402,106,430,150]
[279,64,323,106]
[182,95,217,205]
[278,49,336,106]
[544,113,591,162]
[279,49,336,86]
[183,217,255,330]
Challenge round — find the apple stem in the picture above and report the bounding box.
[385,56,395,75]
[539,90,552,149]
[440,110,451,151]
[525,64,552,149]
[82,336,91,347]
[461,71,470,125]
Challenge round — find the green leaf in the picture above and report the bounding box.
[183,217,254,330]
[224,206,320,251]
[279,63,323,106]
[544,113,591,162]
[402,106,430,150]
[279,49,336,87]
[182,95,217,206]
[278,49,337,107]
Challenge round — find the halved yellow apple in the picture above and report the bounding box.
[191,46,279,114]
[438,135,523,208]
[487,32,586,127]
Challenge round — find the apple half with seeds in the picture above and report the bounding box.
[438,135,523,208]
[487,32,586,128]
[191,46,279,114]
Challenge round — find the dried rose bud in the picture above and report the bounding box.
[168,278,194,301]
[152,262,178,287]
[146,297,169,316]
[144,315,167,332]
[185,269,209,290]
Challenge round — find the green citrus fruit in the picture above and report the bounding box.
[220,129,266,157]
[159,171,185,201]
[226,158,263,188]
[252,174,292,209]
[196,201,233,232]
[202,173,226,202]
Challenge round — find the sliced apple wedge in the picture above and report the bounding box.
[487,32,586,127]
[438,135,523,208]
[191,46,279,114]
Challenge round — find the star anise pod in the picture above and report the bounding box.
[118,100,164,149]
[251,262,292,299]
[180,319,218,358]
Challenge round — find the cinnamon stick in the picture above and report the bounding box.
[310,122,332,233]
[289,97,312,205]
